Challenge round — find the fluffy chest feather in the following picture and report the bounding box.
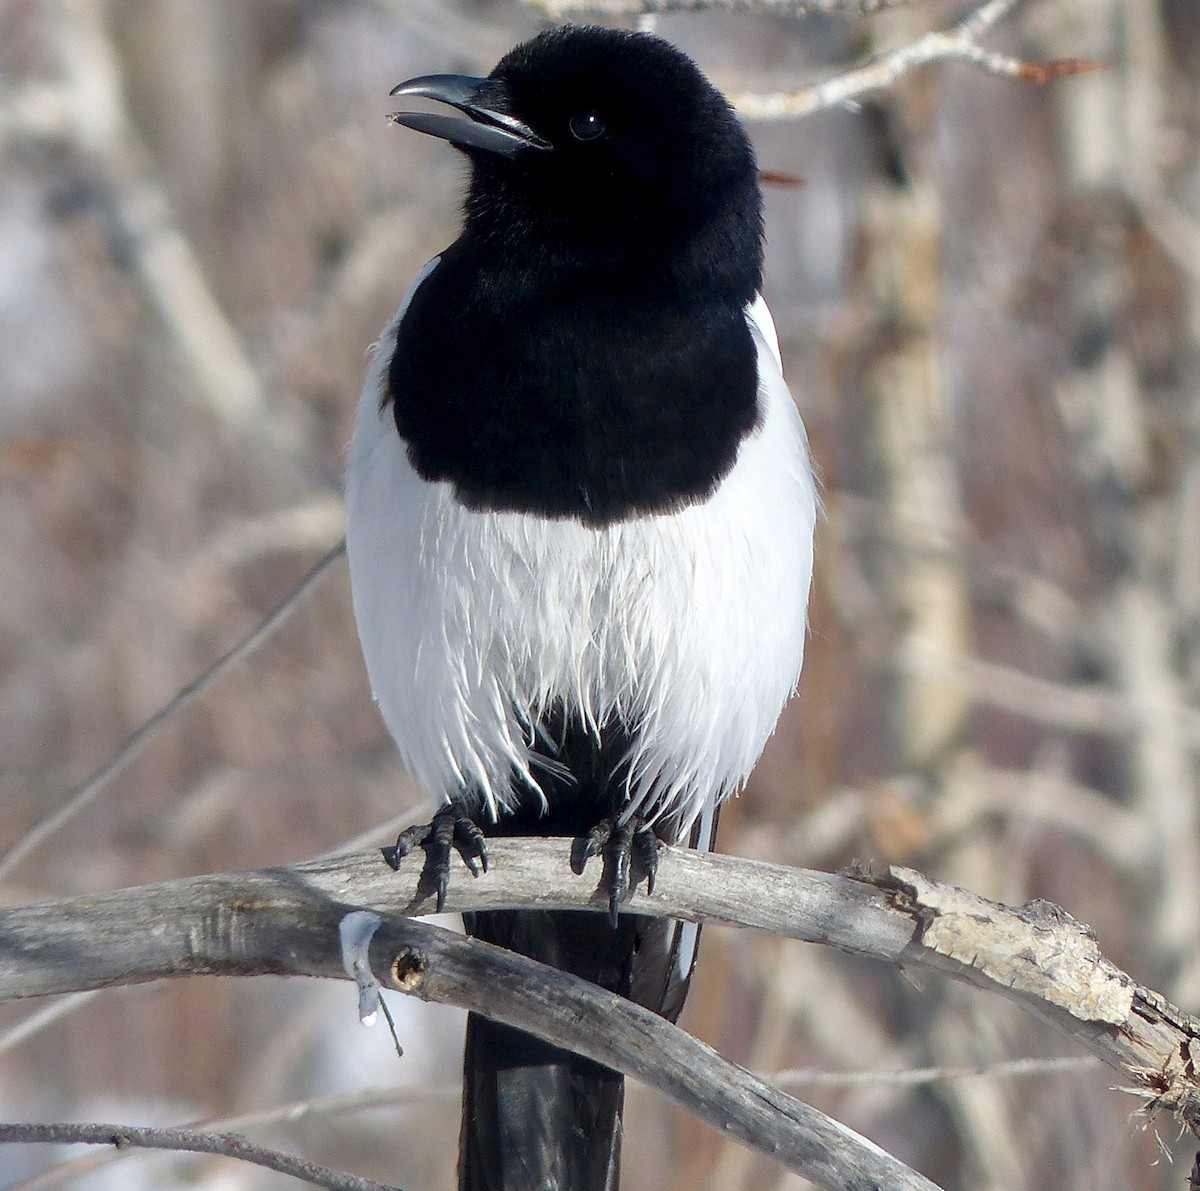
[346,274,815,831]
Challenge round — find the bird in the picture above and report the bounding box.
[345,24,816,1191]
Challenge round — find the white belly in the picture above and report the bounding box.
[345,287,816,831]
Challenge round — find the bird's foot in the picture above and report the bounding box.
[576,814,662,928]
[381,806,489,913]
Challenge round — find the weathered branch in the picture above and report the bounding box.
[2,839,1199,1147]
[373,915,944,1190]
[0,845,944,1191]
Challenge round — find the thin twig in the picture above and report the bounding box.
[730,0,1101,120]
[527,0,916,15]
[0,1122,402,1191]
[771,1055,1100,1089]
[0,543,346,881]
[3,1086,458,1191]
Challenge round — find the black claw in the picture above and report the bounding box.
[609,820,634,927]
[380,822,431,871]
[424,809,456,913]
[454,816,489,877]
[381,806,488,910]
[633,826,660,896]
[583,818,612,862]
[578,813,663,927]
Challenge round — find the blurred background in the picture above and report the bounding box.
[2,0,1199,1187]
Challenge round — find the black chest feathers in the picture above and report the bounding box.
[385,248,761,527]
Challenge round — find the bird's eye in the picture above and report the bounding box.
[568,110,606,142]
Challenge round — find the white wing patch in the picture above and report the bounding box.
[346,280,816,833]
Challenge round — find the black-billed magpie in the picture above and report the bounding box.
[345,25,816,1190]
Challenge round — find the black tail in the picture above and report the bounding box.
[458,909,639,1191]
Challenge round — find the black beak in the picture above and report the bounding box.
[389,74,552,156]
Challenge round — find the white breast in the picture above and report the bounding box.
[345,265,816,833]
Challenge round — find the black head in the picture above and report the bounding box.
[390,26,762,292]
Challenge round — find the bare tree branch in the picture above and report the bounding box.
[0,847,945,1190]
[3,1086,459,1191]
[371,916,944,1190]
[4,1056,1095,1191]
[0,1121,402,1191]
[2,840,1199,1145]
[728,0,1101,120]
[773,1055,1100,1089]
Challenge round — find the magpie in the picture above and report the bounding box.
[345,25,816,1190]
